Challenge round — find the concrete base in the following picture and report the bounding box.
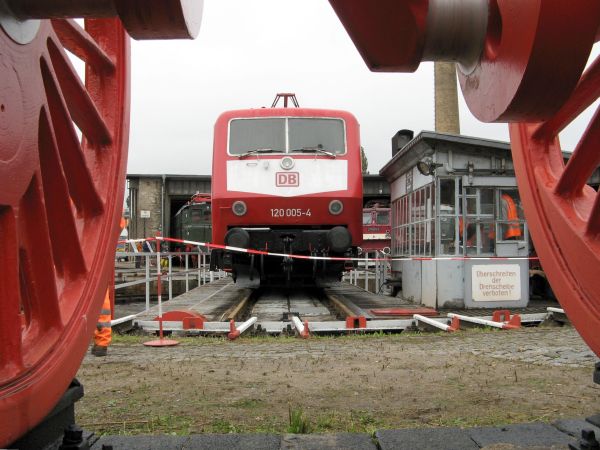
[89,419,600,449]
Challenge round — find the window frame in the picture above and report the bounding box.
[227,117,348,156]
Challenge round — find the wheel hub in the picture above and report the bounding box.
[0,0,40,45]
[0,61,25,161]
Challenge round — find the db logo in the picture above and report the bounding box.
[276,172,299,187]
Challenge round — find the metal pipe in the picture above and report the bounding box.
[291,316,305,335]
[413,314,454,332]
[111,314,136,327]
[168,254,173,300]
[422,0,488,74]
[185,254,189,292]
[237,317,257,335]
[447,312,504,329]
[145,254,150,311]
[161,174,166,236]
[156,250,164,339]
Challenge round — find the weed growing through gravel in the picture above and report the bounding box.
[288,406,311,434]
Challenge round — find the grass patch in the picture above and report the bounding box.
[81,414,193,436]
[111,326,516,346]
[208,419,241,433]
[288,406,311,434]
[229,398,264,409]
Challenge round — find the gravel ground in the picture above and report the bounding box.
[76,326,600,435]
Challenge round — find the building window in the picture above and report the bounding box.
[391,182,434,257]
[497,189,526,242]
[438,178,458,255]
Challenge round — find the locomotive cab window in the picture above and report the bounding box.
[288,118,345,154]
[228,117,346,155]
[229,118,286,155]
[376,210,390,225]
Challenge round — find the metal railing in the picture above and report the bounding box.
[114,251,228,311]
[343,250,391,294]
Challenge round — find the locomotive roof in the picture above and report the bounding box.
[215,107,359,122]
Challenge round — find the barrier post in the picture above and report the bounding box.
[145,252,150,311]
[198,250,204,286]
[144,237,179,347]
[185,253,189,292]
[364,254,369,292]
[168,254,173,300]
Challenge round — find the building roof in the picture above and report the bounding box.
[380,131,512,180]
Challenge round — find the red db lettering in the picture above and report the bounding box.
[276,172,299,187]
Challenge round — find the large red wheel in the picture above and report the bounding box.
[510,55,600,357]
[330,0,600,356]
[0,17,130,446]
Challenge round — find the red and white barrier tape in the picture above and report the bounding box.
[119,236,539,263]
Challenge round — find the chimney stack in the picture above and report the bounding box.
[434,62,460,134]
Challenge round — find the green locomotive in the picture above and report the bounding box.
[174,193,212,248]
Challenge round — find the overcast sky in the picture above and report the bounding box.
[125,0,598,176]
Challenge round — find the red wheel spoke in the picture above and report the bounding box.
[47,37,112,146]
[534,56,600,139]
[586,191,600,236]
[18,178,63,334]
[51,19,116,74]
[555,106,600,197]
[0,207,23,381]
[40,55,104,216]
[38,107,87,277]
[0,18,129,447]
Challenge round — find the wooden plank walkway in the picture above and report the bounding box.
[133,278,250,322]
[325,282,414,319]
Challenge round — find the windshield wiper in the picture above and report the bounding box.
[291,145,337,158]
[236,148,278,159]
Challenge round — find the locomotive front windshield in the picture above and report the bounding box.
[229,118,346,155]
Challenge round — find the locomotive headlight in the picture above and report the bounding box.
[280,156,295,170]
[329,200,343,215]
[232,201,247,216]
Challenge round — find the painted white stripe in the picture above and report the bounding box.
[363,234,388,240]
[227,159,348,197]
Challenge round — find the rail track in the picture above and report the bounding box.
[126,279,560,338]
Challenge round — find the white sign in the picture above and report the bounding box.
[472,264,521,302]
[140,210,151,218]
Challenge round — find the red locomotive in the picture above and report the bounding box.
[210,102,363,286]
[361,203,391,252]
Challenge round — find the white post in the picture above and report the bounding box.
[168,254,173,300]
[185,253,189,292]
[156,249,162,318]
[364,254,369,292]
[202,253,206,284]
[198,250,204,286]
[145,253,150,311]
